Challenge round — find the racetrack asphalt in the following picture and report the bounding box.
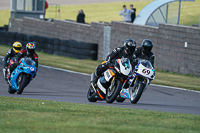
[0,61,200,115]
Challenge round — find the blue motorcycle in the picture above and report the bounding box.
[8,58,37,94]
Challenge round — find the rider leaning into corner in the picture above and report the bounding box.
[132,39,155,85]
[15,42,39,77]
[3,42,22,81]
[134,39,155,67]
[92,39,137,86]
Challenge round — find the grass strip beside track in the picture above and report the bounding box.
[0,96,200,133]
[0,0,200,26]
[0,45,200,91]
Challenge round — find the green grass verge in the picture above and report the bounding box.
[0,0,200,26]
[0,96,200,133]
[0,45,200,91]
[0,10,10,26]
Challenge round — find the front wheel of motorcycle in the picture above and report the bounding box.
[116,95,126,103]
[106,80,123,104]
[87,85,97,102]
[130,82,145,104]
[17,74,28,94]
[8,86,16,94]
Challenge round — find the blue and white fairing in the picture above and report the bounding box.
[10,58,37,90]
[120,60,155,99]
[97,58,132,95]
[134,60,155,80]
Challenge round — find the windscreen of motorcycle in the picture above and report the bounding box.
[139,60,153,69]
[118,58,132,76]
[23,58,35,66]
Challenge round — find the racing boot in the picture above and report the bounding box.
[92,73,99,87]
[3,68,8,81]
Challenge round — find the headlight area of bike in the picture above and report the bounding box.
[135,63,155,80]
[113,60,131,77]
[19,63,35,71]
[134,68,155,79]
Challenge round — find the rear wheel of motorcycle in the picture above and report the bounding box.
[17,74,28,94]
[106,80,123,104]
[116,95,126,103]
[130,82,145,104]
[8,86,16,94]
[87,86,97,102]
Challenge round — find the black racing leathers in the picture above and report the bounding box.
[96,47,135,77]
[4,49,18,68]
[16,49,39,70]
[134,47,155,67]
[106,47,134,64]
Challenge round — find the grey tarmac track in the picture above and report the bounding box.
[0,61,200,115]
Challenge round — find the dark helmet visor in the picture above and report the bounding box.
[28,49,35,53]
[14,47,22,50]
[143,46,152,53]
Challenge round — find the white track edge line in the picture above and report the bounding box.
[1,56,200,93]
[150,84,200,93]
[39,64,90,76]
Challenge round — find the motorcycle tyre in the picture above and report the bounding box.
[8,86,16,94]
[17,74,28,94]
[106,80,123,104]
[87,86,97,102]
[130,82,145,104]
[116,95,126,103]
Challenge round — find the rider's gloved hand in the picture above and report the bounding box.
[105,61,110,66]
[15,61,19,66]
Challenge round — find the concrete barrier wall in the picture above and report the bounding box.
[110,21,200,76]
[157,24,200,75]
[9,18,104,60]
[9,18,200,76]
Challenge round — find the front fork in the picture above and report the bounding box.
[120,76,149,99]
[107,76,116,91]
[129,76,150,92]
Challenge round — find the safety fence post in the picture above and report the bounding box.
[103,26,111,60]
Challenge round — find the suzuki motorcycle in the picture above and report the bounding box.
[87,58,132,103]
[5,58,37,94]
[116,59,155,104]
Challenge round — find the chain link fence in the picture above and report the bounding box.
[46,4,61,19]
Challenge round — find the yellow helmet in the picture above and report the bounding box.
[13,42,22,53]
